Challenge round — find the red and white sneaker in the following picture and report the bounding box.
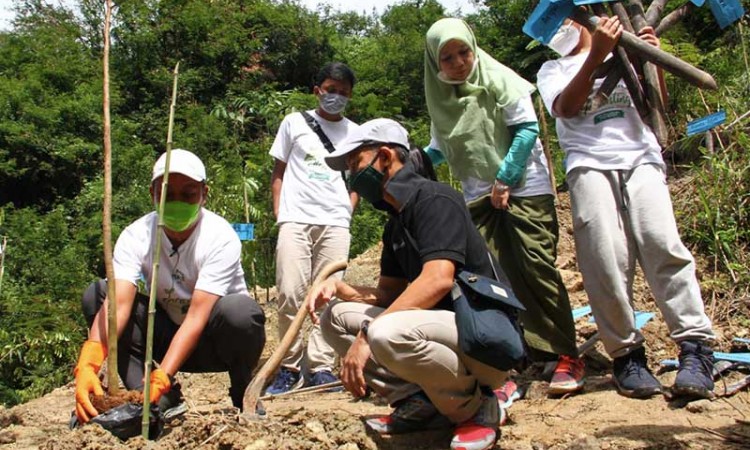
[493,380,520,426]
[450,391,499,450]
[548,355,585,395]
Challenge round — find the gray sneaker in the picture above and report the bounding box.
[672,340,715,399]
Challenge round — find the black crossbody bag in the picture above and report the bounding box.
[398,220,526,371]
[300,111,347,182]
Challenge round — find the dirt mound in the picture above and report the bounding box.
[2,193,749,450]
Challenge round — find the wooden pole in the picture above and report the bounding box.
[142,62,180,439]
[242,259,347,418]
[588,1,649,119]
[627,0,669,146]
[102,0,119,397]
[655,2,695,36]
[645,0,669,26]
[572,8,718,90]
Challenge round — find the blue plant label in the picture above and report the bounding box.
[690,0,706,6]
[523,0,575,44]
[708,0,745,29]
[686,110,726,136]
[231,223,255,241]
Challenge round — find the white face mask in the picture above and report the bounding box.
[319,92,349,115]
[548,24,581,57]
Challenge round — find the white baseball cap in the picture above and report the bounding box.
[151,149,207,182]
[325,118,410,171]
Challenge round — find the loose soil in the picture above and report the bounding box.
[1,193,749,450]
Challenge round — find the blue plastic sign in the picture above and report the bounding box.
[690,0,706,6]
[523,0,575,44]
[708,0,745,29]
[686,110,726,136]
[231,223,255,241]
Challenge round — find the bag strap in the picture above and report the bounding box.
[301,111,347,183]
[301,111,336,154]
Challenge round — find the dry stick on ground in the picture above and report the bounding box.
[242,259,348,418]
[259,381,344,401]
[102,0,119,396]
[627,0,669,146]
[572,7,717,89]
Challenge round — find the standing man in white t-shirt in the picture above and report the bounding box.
[72,149,266,424]
[537,17,715,401]
[266,62,359,394]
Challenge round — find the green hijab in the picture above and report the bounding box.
[424,18,535,182]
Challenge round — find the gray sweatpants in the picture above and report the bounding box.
[320,301,507,423]
[568,163,714,358]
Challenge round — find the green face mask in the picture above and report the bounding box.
[349,152,384,205]
[162,201,201,232]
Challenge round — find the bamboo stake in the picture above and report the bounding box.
[572,8,718,89]
[242,259,347,418]
[142,62,180,439]
[627,0,669,146]
[0,236,6,297]
[102,0,119,397]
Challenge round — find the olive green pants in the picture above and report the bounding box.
[468,194,578,358]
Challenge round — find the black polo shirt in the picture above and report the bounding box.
[379,163,495,310]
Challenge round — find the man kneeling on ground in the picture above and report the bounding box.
[308,119,508,450]
[73,149,266,423]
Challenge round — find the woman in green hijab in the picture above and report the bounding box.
[424,17,583,396]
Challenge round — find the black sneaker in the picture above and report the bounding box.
[612,347,663,399]
[672,340,715,399]
[365,391,451,434]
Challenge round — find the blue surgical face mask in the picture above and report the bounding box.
[319,92,349,115]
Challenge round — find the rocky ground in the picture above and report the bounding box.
[1,192,749,450]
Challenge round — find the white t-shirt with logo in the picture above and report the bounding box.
[270,110,358,228]
[113,209,249,325]
[537,52,664,174]
[430,95,553,202]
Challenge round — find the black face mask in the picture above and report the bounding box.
[348,152,384,205]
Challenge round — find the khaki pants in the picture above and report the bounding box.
[275,222,350,373]
[320,301,507,423]
[568,164,714,358]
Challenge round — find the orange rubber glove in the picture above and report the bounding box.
[74,340,106,423]
[149,368,171,405]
